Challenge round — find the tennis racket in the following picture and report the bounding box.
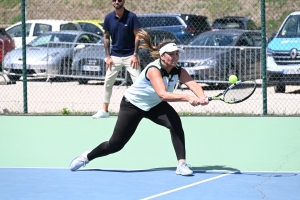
[206,79,256,104]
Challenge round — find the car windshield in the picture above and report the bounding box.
[278,15,300,38]
[213,19,243,29]
[189,33,237,46]
[27,33,77,47]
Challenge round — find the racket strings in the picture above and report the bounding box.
[224,82,256,102]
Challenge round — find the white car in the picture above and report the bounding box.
[5,19,82,48]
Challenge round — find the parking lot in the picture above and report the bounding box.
[1,76,300,116]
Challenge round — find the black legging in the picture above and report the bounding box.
[88,97,186,161]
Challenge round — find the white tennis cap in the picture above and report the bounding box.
[159,43,184,55]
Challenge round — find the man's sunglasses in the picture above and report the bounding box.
[112,0,123,2]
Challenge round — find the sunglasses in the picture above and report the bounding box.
[112,0,123,2]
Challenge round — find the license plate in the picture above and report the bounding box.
[82,65,101,72]
[282,68,300,74]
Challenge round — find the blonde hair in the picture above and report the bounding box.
[138,29,176,58]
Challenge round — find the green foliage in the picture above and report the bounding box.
[0,0,19,9]
[10,14,22,24]
[60,108,71,115]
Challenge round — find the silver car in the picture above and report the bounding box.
[3,30,101,80]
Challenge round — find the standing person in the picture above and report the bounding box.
[70,29,209,176]
[92,0,141,118]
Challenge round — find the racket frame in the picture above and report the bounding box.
[207,80,256,104]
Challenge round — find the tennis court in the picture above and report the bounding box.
[1,116,299,199]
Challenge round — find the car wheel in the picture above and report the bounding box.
[7,75,21,81]
[274,84,286,93]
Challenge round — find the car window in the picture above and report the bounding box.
[33,23,52,36]
[77,34,100,43]
[164,17,182,26]
[189,34,236,46]
[60,23,79,31]
[279,15,300,37]
[138,16,182,27]
[28,33,77,47]
[213,20,242,29]
[29,34,52,47]
[78,23,103,36]
[7,23,32,37]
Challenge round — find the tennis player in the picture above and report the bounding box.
[70,29,209,176]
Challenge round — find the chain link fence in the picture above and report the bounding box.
[0,0,300,116]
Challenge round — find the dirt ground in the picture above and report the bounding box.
[1,75,299,116]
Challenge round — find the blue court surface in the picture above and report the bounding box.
[0,168,299,200]
[1,116,300,199]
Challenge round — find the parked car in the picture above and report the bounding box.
[177,29,263,86]
[71,28,182,84]
[0,28,15,70]
[3,31,101,81]
[267,11,300,93]
[5,20,82,48]
[137,13,210,44]
[212,16,258,30]
[74,20,104,37]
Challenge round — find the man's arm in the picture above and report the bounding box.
[131,28,141,69]
[104,30,111,58]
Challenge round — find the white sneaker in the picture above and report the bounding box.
[176,162,193,176]
[69,151,90,171]
[92,109,110,119]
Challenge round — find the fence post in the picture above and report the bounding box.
[261,0,267,115]
[21,0,28,113]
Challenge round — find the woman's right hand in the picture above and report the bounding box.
[188,96,209,106]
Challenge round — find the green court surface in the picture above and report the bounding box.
[0,116,299,172]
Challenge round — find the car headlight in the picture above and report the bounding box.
[42,52,59,61]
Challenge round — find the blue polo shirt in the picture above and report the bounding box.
[103,9,141,57]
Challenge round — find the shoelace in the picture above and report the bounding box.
[179,162,192,171]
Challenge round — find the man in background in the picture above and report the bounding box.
[93,0,141,118]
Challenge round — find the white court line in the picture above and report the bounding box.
[140,172,234,200]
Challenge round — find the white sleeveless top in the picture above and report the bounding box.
[124,59,181,111]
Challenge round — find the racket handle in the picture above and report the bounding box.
[206,97,212,101]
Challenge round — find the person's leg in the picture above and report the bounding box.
[92,56,123,118]
[145,101,186,160]
[145,102,193,176]
[123,55,141,84]
[70,97,145,171]
[89,98,145,160]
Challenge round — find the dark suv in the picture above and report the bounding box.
[212,16,258,30]
[137,13,211,44]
